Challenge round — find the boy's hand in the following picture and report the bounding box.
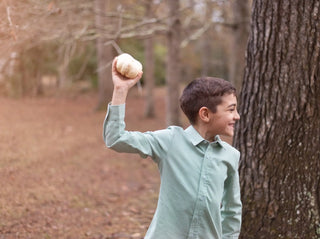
[111,57,143,105]
[112,57,143,90]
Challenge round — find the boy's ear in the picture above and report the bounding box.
[198,107,210,123]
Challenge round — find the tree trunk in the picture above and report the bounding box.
[166,0,181,126]
[229,0,250,91]
[201,1,213,77]
[58,43,76,89]
[234,1,320,238]
[95,0,114,110]
[7,51,22,97]
[144,1,155,118]
[58,45,68,89]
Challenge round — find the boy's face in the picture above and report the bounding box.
[207,93,240,139]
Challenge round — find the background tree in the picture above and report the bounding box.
[234,0,320,238]
[228,0,250,90]
[200,0,214,77]
[166,0,182,125]
[94,0,115,110]
[144,1,155,118]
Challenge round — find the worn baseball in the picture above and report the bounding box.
[116,53,142,79]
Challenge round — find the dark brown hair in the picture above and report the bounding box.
[179,77,236,124]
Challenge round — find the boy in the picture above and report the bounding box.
[103,57,242,239]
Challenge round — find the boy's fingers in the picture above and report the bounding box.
[112,57,118,72]
[135,71,143,81]
[129,71,143,85]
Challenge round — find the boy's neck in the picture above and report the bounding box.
[192,124,216,142]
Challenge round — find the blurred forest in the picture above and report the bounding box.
[0,0,250,121]
[1,0,320,238]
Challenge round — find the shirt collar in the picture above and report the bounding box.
[185,126,225,149]
[213,135,225,148]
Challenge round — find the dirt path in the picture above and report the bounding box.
[0,89,167,239]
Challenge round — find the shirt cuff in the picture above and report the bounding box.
[222,235,239,239]
[223,233,240,239]
[106,103,125,121]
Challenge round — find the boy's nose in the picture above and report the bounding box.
[234,111,240,120]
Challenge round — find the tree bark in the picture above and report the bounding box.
[234,1,320,238]
[229,0,250,91]
[95,0,114,110]
[166,0,181,125]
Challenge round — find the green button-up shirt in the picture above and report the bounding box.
[103,104,242,239]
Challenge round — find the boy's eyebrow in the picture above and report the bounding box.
[227,103,237,108]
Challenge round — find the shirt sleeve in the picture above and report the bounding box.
[102,104,172,164]
[220,153,242,239]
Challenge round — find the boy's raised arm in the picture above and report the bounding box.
[103,57,170,162]
[111,57,143,105]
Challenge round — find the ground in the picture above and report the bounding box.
[0,88,170,239]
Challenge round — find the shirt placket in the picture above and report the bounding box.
[187,144,211,239]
